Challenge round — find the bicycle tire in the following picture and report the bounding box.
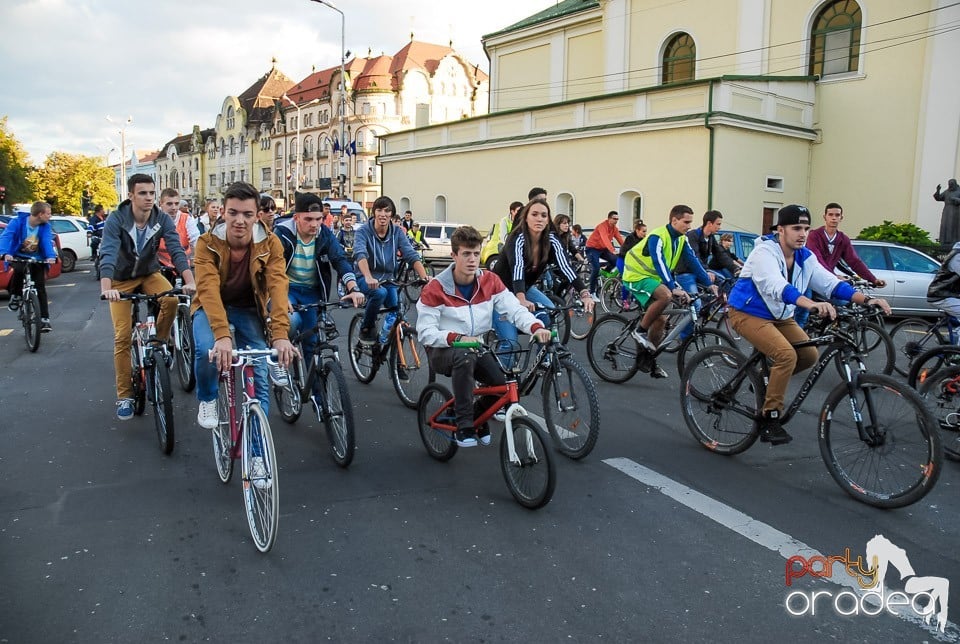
[347,313,378,383]
[23,291,40,352]
[417,383,458,461]
[918,366,960,462]
[889,318,944,377]
[390,325,429,409]
[819,373,942,508]
[585,313,639,383]
[212,377,234,484]
[907,345,960,390]
[599,277,625,314]
[174,306,196,392]
[130,343,146,416]
[547,293,570,345]
[274,351,303,424]
[834,321,894,377]
[675,327,737,376]
[540,355,600,459]
[711,309,751,357]
[151,359,175,455]
[565,289,594,341]
[242,403,279,553]
[500,417,556,509]
[680,346,762,455]
[320,361,356,467]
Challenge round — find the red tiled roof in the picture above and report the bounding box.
[238,65,296,123]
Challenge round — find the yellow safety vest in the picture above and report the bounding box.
[623,224,685,282]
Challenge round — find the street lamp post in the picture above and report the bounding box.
[106,115,133,201]
[281,96,320,195]
[310,0,347,200]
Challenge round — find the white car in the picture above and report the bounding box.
[419,222,468,265]
[49,215,92,272]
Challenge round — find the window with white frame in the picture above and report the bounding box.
[808,0,862,77]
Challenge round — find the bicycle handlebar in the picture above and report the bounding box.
[289,300,355,313]
[5,257,48,265]
[100,288,184,302]
[207,347,279,367]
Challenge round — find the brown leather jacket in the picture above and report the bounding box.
[191,221,290,343]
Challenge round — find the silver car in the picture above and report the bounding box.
[849,240,940,317]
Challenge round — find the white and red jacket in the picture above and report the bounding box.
[416,265,544,347]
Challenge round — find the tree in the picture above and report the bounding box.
[29,152,117,214]
[0,116,34,205]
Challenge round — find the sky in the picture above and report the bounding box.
[0,0,551,165]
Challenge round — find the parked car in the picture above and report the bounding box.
[49,215,92,271]
[0,218,63,294]
[419,222,468,265]
[324,199,367,224]
[849,240,939,316]
[716,230,759,261]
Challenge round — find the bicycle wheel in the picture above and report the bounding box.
[151,359,175,455]
[680,346,762,455]
[273,351,303,424]
[819,374,942,508]
[22,291,41,352]
[585,314,639,383]
[907,345,960,390]
[174,306,196,392]
[417,383,458,461]
[547,294,570,345]
[242,403,279,553]
[347,313,378,383]
[565,291,594,341]
[540,355,600,459]
[211,377,234,484]
[711,309,751,357]
[500,417,555,509]
[675,327,737,376]
[918,366,960,462]
[889,318,943,377]
[130,344,146,416]
[599,277,624,314]
[320,361,355,467]
[390,325,429,409]
[835,321,894,377]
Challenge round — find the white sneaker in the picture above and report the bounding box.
[250,456,272,489]
[269,364,289,387]
[631,329,656,351]
[590,292,601,303]
[197,400,219,429]
[493,410,507,422]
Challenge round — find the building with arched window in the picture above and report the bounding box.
[381,0,960,240]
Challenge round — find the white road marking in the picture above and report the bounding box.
[604,457,958,641]
[47,283,76,288]
[0,329,12,336]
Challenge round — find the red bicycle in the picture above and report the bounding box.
[416,341,556,509]
[210,347,280,553]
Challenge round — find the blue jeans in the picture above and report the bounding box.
[357,276,398,335]
[586,248,618,293]
[675,273,700,340]
[492,286,552,369]
[288,284,323,357]
[194,306,270,414]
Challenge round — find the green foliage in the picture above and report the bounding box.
[29,152,117,214]
[0,116,34,204]
[856,220,937,248]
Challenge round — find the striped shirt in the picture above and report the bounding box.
[288,236,318,288]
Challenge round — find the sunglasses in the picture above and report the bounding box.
[261,206,276,212]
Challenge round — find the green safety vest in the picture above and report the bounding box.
[623,224,686,282]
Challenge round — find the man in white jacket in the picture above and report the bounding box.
[417,226,552,447]
[727,205,891,445]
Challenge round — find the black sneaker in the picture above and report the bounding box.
[7,296,21,312]
[455,428,478,447]
[396,366,410,382]
[359,327,376,346]
[649,360,668,379]
[758,410,792,445]
[40,318,52,333]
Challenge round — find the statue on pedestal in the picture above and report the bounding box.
[935,179,960,245]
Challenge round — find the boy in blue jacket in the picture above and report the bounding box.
[1,202,58,331]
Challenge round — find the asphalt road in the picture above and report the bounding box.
[2,262,959,643]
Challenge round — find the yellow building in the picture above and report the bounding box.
[155,126,207,207]
[380,0,960,239]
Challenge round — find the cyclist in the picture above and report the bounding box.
[192,181,295,430]
[275,193,365,383]
[407,222,431,251]
[87,204,107,261]
[727,205,891,445]
[417,226,552,447]
[622,205,716,378]
[353,195,430,346]
[794,202,887,328]
[336,210,356,261]
[157,188,199,269]
[1,201,57,331]
[496,201,524,253]
[926,239,960,319]
[99,174,197,420]
[585,211,625,300]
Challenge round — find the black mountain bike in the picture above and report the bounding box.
[681,319,941,508]
[8,258,44,352]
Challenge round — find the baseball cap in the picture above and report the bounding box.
[775,205,811,227]
[295,193,323,213]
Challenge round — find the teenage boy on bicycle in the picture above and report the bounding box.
[100,174,197,421]
[1,201,58,332]
[727,205,891,445]
[417,226,552,447]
